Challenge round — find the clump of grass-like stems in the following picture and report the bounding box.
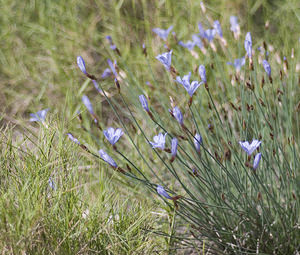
[70,7,299,254]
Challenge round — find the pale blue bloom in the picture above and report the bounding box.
[171,138,178,158]
[103,127,124,145]
[106,35,113,43]
[198,65,206,83]
[29,109,49,122]
[198,22,206,38]
[253,153,262,170]
[176,72,202,97]
[194,133,203,152]
[157,185,172,199]
[107,59,118,77]
[172,106,183,125]
[204,29,216,42]
[139,95,149,112]
[92,80,102,93]
[105,35,117,50]
[67,133,80,145]
[239,140,261,156]
[110,45,117,50]
[213,20,223,37]
[230,16,239,33]
[98,149,117,168]
[150,133,167,150]
[262,60,271,76]
[82,95,94,115]
[152,26,173,41]
[244,32,252,58]
[178,40,195,50]
[77,56,87,75]
[156,51,172,71]
[101,68,112,79]
[227,57,245,71]
[198,23,216,41]
[192,34,203,49]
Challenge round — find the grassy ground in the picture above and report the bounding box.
[0,123,171,254]
[0,0,299,254]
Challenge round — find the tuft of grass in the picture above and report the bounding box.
[0,122,167,254]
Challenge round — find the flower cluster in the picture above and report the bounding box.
[239,139,262,170]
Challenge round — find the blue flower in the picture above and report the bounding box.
[244,32,252,58]
[178,40,195,50]
[198,65,207,83]
[139,95,149,112]
[253,153,262,170]
[101,68,112,79]
[103,127,124,145]
[157,185,172,199]
[198,23,216,41]
[82,95,94,115]
[98,149,118,168]
[239,139,261,156]
[92,80,102,93]
[227,57,245,72]
[230,16,239,33]
[105,35,116,49]
[262,60,271,76]
[156,51,172,71]
[171,138,178,158]
[192,34,203,49]
[213,20,223,37]
[204,29,216,42]
[67,133,80,145]
[198,22,206,38]
[152,26,173,41]
[107,59,118,77]
[106,35,113,43]
[150,133,167,150]
[176,72,202,97]
[110,45,117,50]
[29,109,49,122]
[48,177,55,190]
[77,56,87,75]
[194,133,203,152]
[172,106,183,125]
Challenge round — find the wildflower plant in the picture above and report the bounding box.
[29,108,49,123]
[69,7,299,254]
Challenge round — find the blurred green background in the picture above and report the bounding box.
[1,0,299,120]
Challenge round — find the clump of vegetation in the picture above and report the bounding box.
[0,124,168,254]
[70,3,299,254]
